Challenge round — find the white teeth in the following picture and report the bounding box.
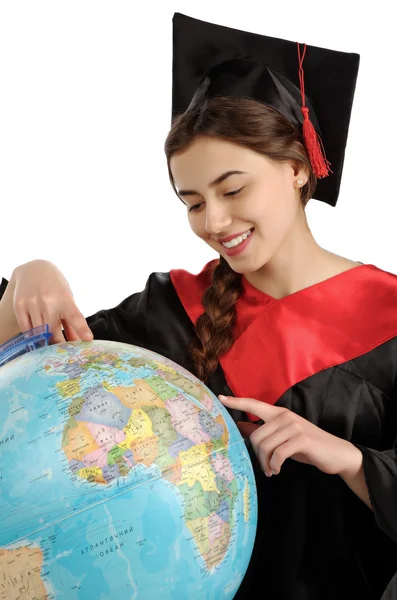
[222,229,252,249]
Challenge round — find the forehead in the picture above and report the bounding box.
[170,137,267,189]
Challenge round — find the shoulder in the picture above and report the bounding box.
[147,259,217,296]
[365,263,397,290]
[169,259,218,289]
[168,260,218,325]
[331,264,397,395]
[334,335,397,401]
[354,264,397,324]
[144,260,217,319]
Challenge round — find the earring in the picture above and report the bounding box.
[297,179,304,186]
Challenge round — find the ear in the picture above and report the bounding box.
[290,160,309,184]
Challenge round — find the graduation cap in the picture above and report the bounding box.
[172,13,360,207]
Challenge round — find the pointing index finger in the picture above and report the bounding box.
[218,395,279,421]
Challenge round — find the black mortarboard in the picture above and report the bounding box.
[172,13,360,207]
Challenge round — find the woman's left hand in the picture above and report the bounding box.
[218,395,362,478]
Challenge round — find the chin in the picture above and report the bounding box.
[223,255,269,275]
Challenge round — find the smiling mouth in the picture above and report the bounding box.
[221,228,254,249]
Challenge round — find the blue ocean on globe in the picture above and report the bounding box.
[0,339,257,599]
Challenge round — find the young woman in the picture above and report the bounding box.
[1,13,397,600]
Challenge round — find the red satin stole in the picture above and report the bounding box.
[170,261,397,417]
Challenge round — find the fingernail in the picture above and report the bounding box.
[265,471,272,477]
[218,395,228,400]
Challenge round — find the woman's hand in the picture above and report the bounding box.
[10,259,93,344]
[219,395,362,478]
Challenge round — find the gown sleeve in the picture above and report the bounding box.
[85,278,151,348]
[356,442,397,544]
[85,272,199,369]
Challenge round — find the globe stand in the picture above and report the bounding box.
[0,324,52,367]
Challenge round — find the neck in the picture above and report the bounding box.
[244,218,359,299]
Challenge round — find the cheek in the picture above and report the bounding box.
[249,177,289,214]
[188,214,205,237]
[257,184,298,233]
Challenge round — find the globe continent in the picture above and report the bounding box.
[0,340,257,599]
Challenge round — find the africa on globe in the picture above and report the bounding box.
[0,339,257,599]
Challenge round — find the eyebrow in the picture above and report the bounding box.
[177,170,247,197]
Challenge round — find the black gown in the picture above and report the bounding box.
[2,262,397,599]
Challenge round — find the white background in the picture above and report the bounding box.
[0,1,395,318]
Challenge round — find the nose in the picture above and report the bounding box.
[204,201,233,235]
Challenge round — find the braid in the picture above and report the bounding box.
[188,257,243,382]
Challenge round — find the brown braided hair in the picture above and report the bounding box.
[164,97,317,382]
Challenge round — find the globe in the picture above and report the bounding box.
[0,339,257,599]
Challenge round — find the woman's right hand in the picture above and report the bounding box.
[10,259,94,344]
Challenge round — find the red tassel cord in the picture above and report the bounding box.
[297,43,332,179]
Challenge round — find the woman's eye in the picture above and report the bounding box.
[188,203,203,213]
[224,186,244,197]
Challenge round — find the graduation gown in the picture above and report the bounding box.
[2,261,397,599]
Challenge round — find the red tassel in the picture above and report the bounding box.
[297,43,332,179]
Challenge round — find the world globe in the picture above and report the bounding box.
[0,339,257,599]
